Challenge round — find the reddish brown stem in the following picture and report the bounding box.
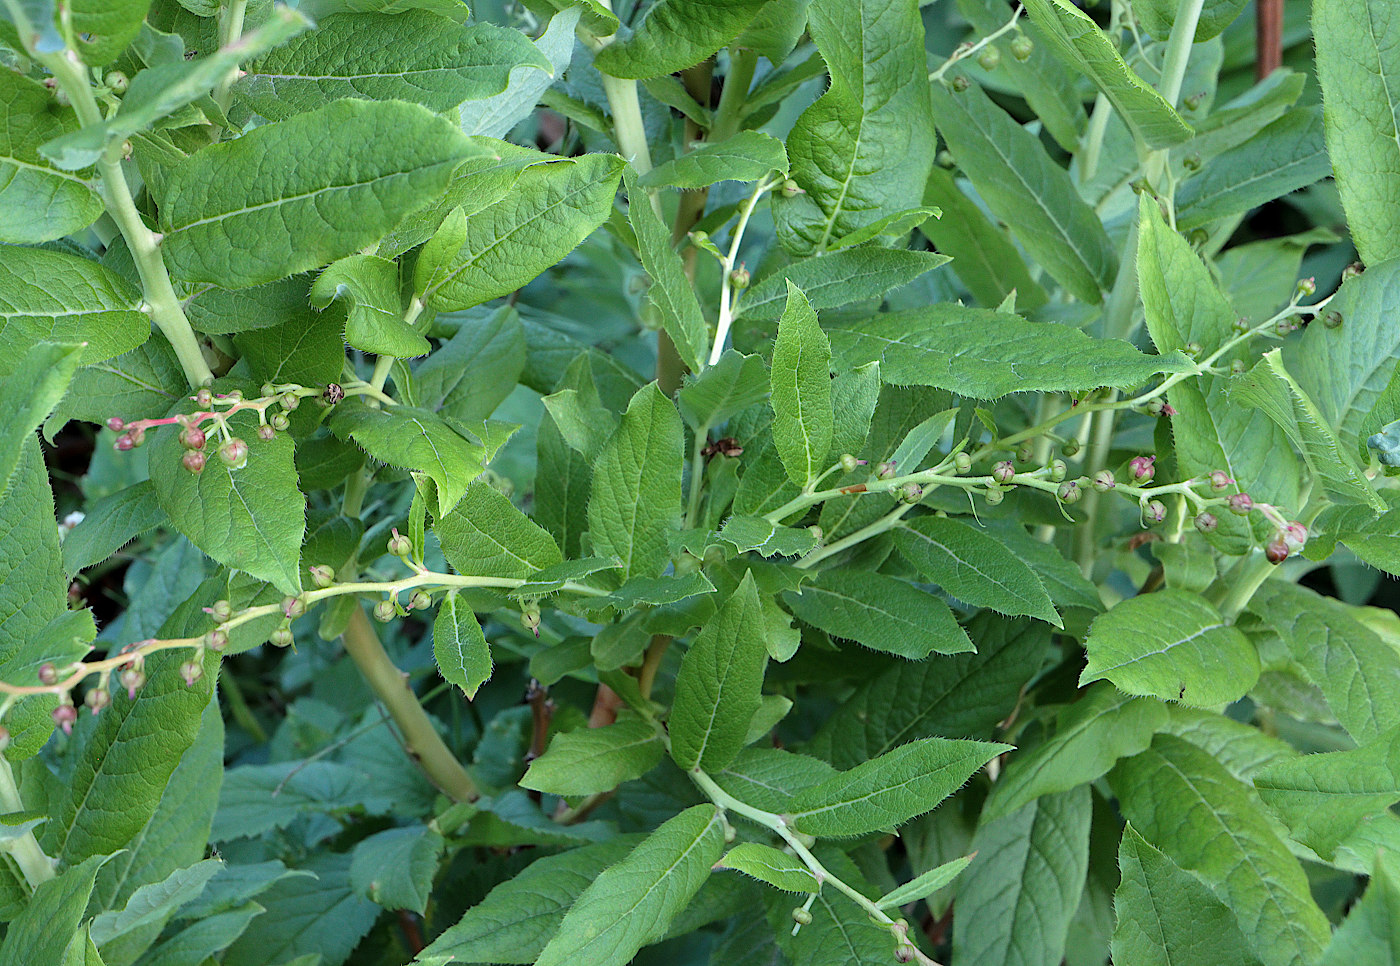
[1256,0,1282,79]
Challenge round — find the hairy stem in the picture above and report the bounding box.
[1158,0,1207,108]
[0,759,54,888]
[212,0,248,115]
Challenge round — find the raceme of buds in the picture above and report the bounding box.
[388,529,413,557]
[1209,470,1233,490]
[1048,459,1067,482]
[954,452,973,473]
[1092,470,1116,492]
[309,564,336,588]
[219,438,248,470]
[1144,500,1168,524]
[182,450,206,475]
[179,426,206,450]
[1195,512,1218,534]
[1266,537,1290,564]
[1058,480,1082,504]
[180,660,204,687]
[1010,35,1033,60]
[373,599,397,623]
[1228,492,1254,515]
[52,703,77,734]
[1128,456,1155,482]
[992,461,1015,484]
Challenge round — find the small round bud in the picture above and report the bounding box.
[984,485,1005,505]
[1130,177,1152,195]
[729,266,750,290]
[52,704,77,734]
[992,460,1016,484]
[409,590,433,611]
[724,823,737,844]
[954,452,973,473]
[1323,310,1343,329]
[179,660,203,687]
[1183,341,1203,358]
[219,438,248,470]
[876,461,897,479]
[1092,470,1117,492]
[260,383,276,398]
[1266,537,1290,564]
[977,45,1001,71]
[950,74,970,92]
[182,450,206,475]
[38,663,58,686]
[936,150,955,168]
[280,392,300,411]
[179,426,206,450]
[1061,437,1081,457]
[1297,276,1316,298]
[106,417,125,432]
[270,412,290,431]
[690,230,710,247]
[270,626,294,647]
[257,424,277,442]
[194,388,214,407]
[840,453,861,473]
[373,599,397,623]
[895,944,918,964]
[1146,397,1167,417]
[309,564,335,588]
[1227,492,1253,515]
[791,908,813,926]
[900,482,923,504]
[1188,228,1210,247]
[780,179,802,198]
[84,687,109,714]
[1182,153,1202,173]
[1342,262,1364,282]
[1048,459,1067,482]
[224,389,244,403]
[120,667,146,699]
[210,599,233,622]
[104,70,129,93]
[1057,480,1082,504]
[1276,318,1297,337]
[1194,511,1218,534]
[1144,499,1168,524]
[1232,316,1250,334]
[387,530,412,557]
[1230,359,1248,375]
[1209,470,1233,490]
[204,629,228,651]
[1128,455,1155,482]
[322,383,345,405]
[1182,92,1204,111]
[281,595,305,619]
[1010,35,1034,60]
[1016,442,1034,464]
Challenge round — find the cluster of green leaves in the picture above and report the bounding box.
[2,0,1400,965]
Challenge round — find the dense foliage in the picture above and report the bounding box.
[1,0,1398,963]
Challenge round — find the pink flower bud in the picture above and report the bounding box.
[1266,538,1290,564]
[258,424,276,441]
[38,663,58,685]
[120,667,145,699]
[1092,470,1116,492]
[1144,499,1167,523]
[84,688,109,714]
[1283,521,1308,548]
[114,433,135,452]
[219,438,248,470]
[1195,512,1218,533]
[282,595,305,619]
[194,388,213,407]
[52,704,77,734]
[179,660,203,687]
[1129,456,1155,482]
[992,461,1015,484]
[204,629,228,651]
[387,529,412,557]
[182,450,206,474]
[1209,470,1233,490]
[373,599,397,623]
[1058,480,1082,504]
[207,599,233,622]
[309,565,335,588]
[106,417,125,432]
[1228,492,1253,515]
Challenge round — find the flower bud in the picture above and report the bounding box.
[52,704,77,734]
[1266,537,1290,564]
[936,150,955,168]
[791,907,813,926]
[1146,397,1167,417]
[322,383,345,405]
[224,389,244,403]
[1010,35,1033,60]
[387,530,412,557]
[977,45,1001,71]
[258,424,276,442]
[309,564,335,588]
[282,595,306,619]
[984,485,1005,505]
[1232,316,1250,333]
[120,667,146,699]
[899,482,923,504]
[780,179,802,198]
[1057,480,1081,504]
[950,74,970,92]
[1048,459,1067,482]
[280,392,300,411]
[1323,310,1343,329]
[106,417,125,432]
[876,461,897,479]
[204,629,228,651]
[1182,92,1204,111]
[954,452,973,473]
[208,599,233,622]
[105,70,128,93]
[1283,521,1308,548]
[260,383,276,398]
[992,460,1015,484]
[1016,441,1034,464]
[729,266,750,290]
[1092,470,1116,492]
[180,660,203,687]
[1227,492,1253,515]
[373,599,396,623]
[1230,359,1247,375]
[194,388,214,407]
[38,663,58,686]
[1188,228,1209,247]
[1342,262,1364,282]
[179,426,206,450]
[1194,511,1218,534]
[270,626,294,647]
[1209,470,1232,490]
[840,453,861,473]
[1061,437,1081,457]
[85,687,109,714]
[895,944,918,964]
[1183,341,1203,358]
[409,590,433,611]
[271,412,290,432]
[1128,456,1155,482]
[1144,499,1167,524]
[724,823,737,843]
[1297,276,1316,298]
[182,450,206,475]
[219,438,248,469]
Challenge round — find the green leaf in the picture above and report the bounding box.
[39,10,314,171]
[534,805,725,966]
[0,855,110,966]
[1112,824,1264,966]
[0,246,149,375]
[521,714,664,795]
[1176,108,1330,230]
[0,71,102,243]
[1231,349,1385,512]
[918,167,1046,310]
[876,854,974,910]
[640,131,788,190]
[419,153,625,311]
[433,593,492,698]
[953,786,1091,966]
[61,482,165,576]
[711,747,838,812]
[419,839,637,965]
[0,341,82,490]
[1109,734,1331,966]
[435,479,562,579]
[982,683,1169,821]
[715,515,818,558]
[1019,0,1192,149]
[220,853,378,966]
[1080,589,1259,707]
[928,81,1116,304]
[329,402,485,518]
[1315,0,1400,265]
[587,383,684,580]
[593,0,767,78]
[149,419,305,595]
[894,516,1060,626]
[826,206,939,252]
[160,99,477,288]
[594,571,715,610]
[783,569,975,660]
[787,736,1010,838]
[1137,193,1236,353]
[414,305,526,424]
[806,615,1048,769]
[626,168,709,372]
[769,283,832,486]
[310,254,428,358]
[349,825,443,914]
[1319,854,1400,966]
[236,12,549,119]
[717,843,820,894]
[763,848,891,966]
[461,6,580,138]
[774,0,935,253]
[829,307,1193,398]
[671,572,767,772]
[67,0,150,66]
[736,248,951,322]
[1253,724,1400,859]
[213,761,397,842]
[676,350,769,429]
[90,859,223,950]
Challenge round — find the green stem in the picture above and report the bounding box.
[711,176,773,365]
[1079,94,1111,182]
[797,503,911,570]
[684,420,712,529]
[0,759,54,888]
[709,47,757,143]
[212,0,248,115]
[1157,0,1206,108]
[1210,551,1277,619]
[341,607,478,803]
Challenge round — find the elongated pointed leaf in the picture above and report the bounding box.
[311,254,428,358]
[782,569,975,660]
[435,479,561,579]
[349,825,443,915]
[717,843,819,894]
[329,403,485,518]
[433,594,492,698]
[877,854,974,910]
[522,715,663,795]
[769,283,832,486]
[626,168,708,371]
[641,131,788,190]
[676,350,769,429]
[1319,854,1400,966]
[0,855,110,966]
[593,0,767,79]
[737,248,951,322]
